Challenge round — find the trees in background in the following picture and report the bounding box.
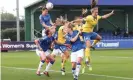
[1,12,16,21]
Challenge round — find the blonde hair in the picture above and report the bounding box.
[90,7,98,13]
[67,22,74,31]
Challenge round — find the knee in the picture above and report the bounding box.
[49,57,55,64]
[97,36,102,40]
[86,41,91,48]
[66,54,70,59]
[51,54,56,58]
[41,56,46,60]
[99,36,102,40]
[64,51,70,59]
[50,56,55,61]
[77,57,82,63]
[72,62,76,68]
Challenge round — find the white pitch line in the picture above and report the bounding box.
[99,56,133,59]
[1,66,133,80]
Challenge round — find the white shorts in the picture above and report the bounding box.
[51,49,62,56]
[42,29,46,37]
[36,49,50,57]
[71,49,84,62]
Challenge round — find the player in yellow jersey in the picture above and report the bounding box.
[54,22,71,75]
[74,6,114,73]
[82,7,114,72]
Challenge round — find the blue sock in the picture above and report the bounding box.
[41,60,45,63]
[77,63,81,65]
[50,60,55,65]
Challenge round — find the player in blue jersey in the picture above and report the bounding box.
[35,26,56,76]
[65,23,85,80]
[39,7,54,37]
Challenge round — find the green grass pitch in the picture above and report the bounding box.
[1,49,133,80]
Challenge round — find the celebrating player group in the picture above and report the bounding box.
[34,0,114,80]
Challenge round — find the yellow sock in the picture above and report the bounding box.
[85,48,91,64]
[85,48,90,58]
[92,40,99,47]
[61,58,66,69]
[81,60,85,68]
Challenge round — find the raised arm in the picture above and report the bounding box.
[102,10,114,19]
[50,19,54,26]
[70,31,80,42]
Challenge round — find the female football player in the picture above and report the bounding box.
[39,7,54,37]
[35,26,56,76]
[65,22,84,80]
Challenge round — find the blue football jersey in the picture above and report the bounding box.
[67,31,84,52]
[38,36,54,52]
[52,32,60,49]
[39,14,52,29]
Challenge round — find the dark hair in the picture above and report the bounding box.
[91,0,98,8]
[42,7,48,11]
[45,29,50,36]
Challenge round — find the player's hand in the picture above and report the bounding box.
[50,44,54,49]
[79,31,83,36]
[111,10,114,14]
[64,44,71,48]
[80,28,83,32]
[39,48,43,51]
[45,27,50,30]
[82,8,88,15]
[78,29,82,34]
[52,23,56,26]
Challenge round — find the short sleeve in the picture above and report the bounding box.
[39,15,44,24]
[53,32,58,40]
[84,16,92,22]
[97,15,102,20]
[65,35,71,41]
[73,31,79,37]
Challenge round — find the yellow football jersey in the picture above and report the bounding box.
[73,25,78,31]
[73,25,82,31]
[57,26,66,44]
[82,15,101,33]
